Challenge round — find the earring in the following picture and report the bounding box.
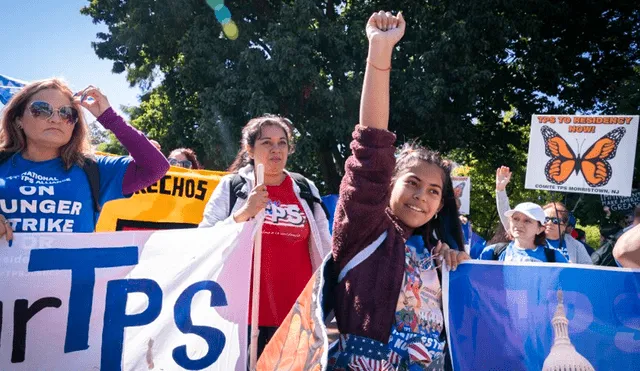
[434,213,439,220]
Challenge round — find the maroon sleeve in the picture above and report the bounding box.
[332,125,397,271]
[97,108,170,194]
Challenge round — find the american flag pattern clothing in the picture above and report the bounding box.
[327,239,447,371]
[327,334,395,370]
[327,331,445,370]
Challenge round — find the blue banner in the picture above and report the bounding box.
[0,74,26,104]
[445,262,640,371]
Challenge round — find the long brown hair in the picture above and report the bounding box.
[0,78,91,169]
[534,226,548,246]
[227,115,295,172]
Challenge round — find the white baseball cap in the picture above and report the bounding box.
[504,202,546,224]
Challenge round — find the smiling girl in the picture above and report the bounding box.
[326,10,468,370]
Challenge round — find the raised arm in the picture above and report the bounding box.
[359,11,405,131]
[75,86,169,194]
[495,166,512,230]
[332,11,405,270]
[613,224,640,268]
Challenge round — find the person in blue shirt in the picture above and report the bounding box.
[495,166,592,264]
[0,78,169,244]
[480,202,568,263]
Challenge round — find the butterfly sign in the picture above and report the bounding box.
[525,115,639,197]
[452,176,471,215]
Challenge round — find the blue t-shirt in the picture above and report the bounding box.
[546,238,571,261]
[0,153,131,233]
[479,242,568,263]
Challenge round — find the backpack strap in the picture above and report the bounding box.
[226,172,331,220]
[81,157,101,213]
[492,242,510,260]
[289,172,330,220]
[543,247,556,263]
[228,174,248,216]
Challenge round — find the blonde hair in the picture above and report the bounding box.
[0,78,91,169]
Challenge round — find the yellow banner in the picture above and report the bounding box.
[96,165,227,231]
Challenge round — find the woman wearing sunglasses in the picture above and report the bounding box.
[0,78,169,243]
[495,166,593,264]
[168,147,202,169]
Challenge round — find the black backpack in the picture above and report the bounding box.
[227,172,329,219]
[0,151,102,212]
[591,229,624,266]
[491,242,556,262]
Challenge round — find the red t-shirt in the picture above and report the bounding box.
[248,176,313,326]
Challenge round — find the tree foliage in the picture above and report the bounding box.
[83,0,640,237]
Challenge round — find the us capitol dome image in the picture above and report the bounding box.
[542,290,595,371]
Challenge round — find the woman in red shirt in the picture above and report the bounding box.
[199,114,332,357]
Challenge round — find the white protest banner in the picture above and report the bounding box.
[525,115,638,197]
[452,176,471,215]
[0,224,254,370]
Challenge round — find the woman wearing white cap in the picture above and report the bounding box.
[495,166,592,264]
[479,202,568,263]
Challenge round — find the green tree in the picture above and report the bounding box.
[83,0,639,227]
[87,120,109,148]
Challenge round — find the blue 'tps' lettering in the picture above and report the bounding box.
[28,247,138,353]
[101,279,163,371]
[173,281,228,370]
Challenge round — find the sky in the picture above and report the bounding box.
[1,0,142,115]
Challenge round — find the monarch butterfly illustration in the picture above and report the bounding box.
[453,182,466,198]
[540,125,625,187]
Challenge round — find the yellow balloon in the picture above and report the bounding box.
[223,21,239,40]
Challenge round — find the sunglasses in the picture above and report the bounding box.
[544,217,566,225]
[169,158,192,168]
[28,101,79,125]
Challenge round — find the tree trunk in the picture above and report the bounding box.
[318,143,342,194]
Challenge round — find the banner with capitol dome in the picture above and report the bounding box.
[443,261,640,370]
